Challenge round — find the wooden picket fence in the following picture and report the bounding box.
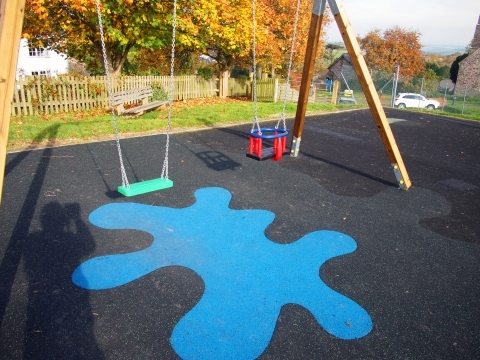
[255,79,279,102]
[227,78,251,97]
[11,75,218,116]
[250,79,316,103]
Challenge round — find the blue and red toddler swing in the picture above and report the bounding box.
[247,127,289,161]
[246,0,300,162]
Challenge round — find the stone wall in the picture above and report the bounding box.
[470,15,480,52]
[455,15,480,95]
[456,49,480,95]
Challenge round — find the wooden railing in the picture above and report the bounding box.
[11,75,218,116]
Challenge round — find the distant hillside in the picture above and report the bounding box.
[422,52,463,68]
[322,43,465,68]
[421,45,467,55]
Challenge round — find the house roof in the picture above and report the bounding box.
[327,53,352,69]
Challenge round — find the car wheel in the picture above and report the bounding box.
[397,103,406,109]
[426,104,435,110]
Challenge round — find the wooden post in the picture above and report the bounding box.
[331,79,340,105]
[0,0,26,203]
[273,78,279,103]
[290,0,326,157]
[328,0,411,189]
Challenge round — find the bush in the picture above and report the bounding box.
[151,82,168,101]
[230,66,250,80]
[197,67,214,80]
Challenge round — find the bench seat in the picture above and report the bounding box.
[112,86,167,115]
[121,100,168,115]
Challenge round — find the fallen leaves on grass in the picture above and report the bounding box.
[161,97,250,112]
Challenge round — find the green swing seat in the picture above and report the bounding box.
[118,178,174,197]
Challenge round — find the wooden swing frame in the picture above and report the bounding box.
[290,0,411,190]
[0,0,26,204]
[0,0,411,206]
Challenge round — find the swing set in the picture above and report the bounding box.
[0,0,411,204]
[247,0,411,191]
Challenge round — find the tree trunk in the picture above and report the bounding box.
[256,65,263,80]
[93,40,134,76]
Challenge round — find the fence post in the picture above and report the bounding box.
[391,65,399,107]
[273,78,279,102]
[442,86,447,112]
[331,80,340,104]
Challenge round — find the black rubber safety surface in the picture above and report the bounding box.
[0,109,479,359]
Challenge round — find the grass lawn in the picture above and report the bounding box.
[8,97,346,152]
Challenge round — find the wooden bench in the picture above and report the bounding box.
[112,86,168,116]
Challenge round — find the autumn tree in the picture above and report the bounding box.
[22,0,329,78]
[125,47,201,76]
[133,0,330,79]
[255,0,330,77]
[22,0,173,75]
[172,0,253,75]
[360,26,425,77]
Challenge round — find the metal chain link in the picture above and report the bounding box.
[250,0,261,135]
[278,0,301,131]
[160,0,178,180]
[95,0,130,188]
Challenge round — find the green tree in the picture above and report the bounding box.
[449,53,468,83]
[425,62,450,78]
[323,43,344,66]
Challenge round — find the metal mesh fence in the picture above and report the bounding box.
[337,65,480,117]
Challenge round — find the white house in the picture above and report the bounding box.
[16,39,68,78]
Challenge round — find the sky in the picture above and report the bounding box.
[325,0,480,48]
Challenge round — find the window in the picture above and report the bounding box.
[31,70,51,76]
[28,47,47,57]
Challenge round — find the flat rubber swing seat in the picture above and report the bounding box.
[118,178,174,197]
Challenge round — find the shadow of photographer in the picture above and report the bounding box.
[22,202,104,359]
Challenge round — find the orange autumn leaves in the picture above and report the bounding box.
[360,26,425,77]
[23,0,331,75]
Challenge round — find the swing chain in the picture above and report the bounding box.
[250,0,261,135]
[160,0,177,181]
[95,0,130,188]
[251,0,301,134]
[278,0,301,131]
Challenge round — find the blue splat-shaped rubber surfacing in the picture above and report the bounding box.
[72,187,372,359]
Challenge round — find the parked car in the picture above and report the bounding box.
[394,93,440,110]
